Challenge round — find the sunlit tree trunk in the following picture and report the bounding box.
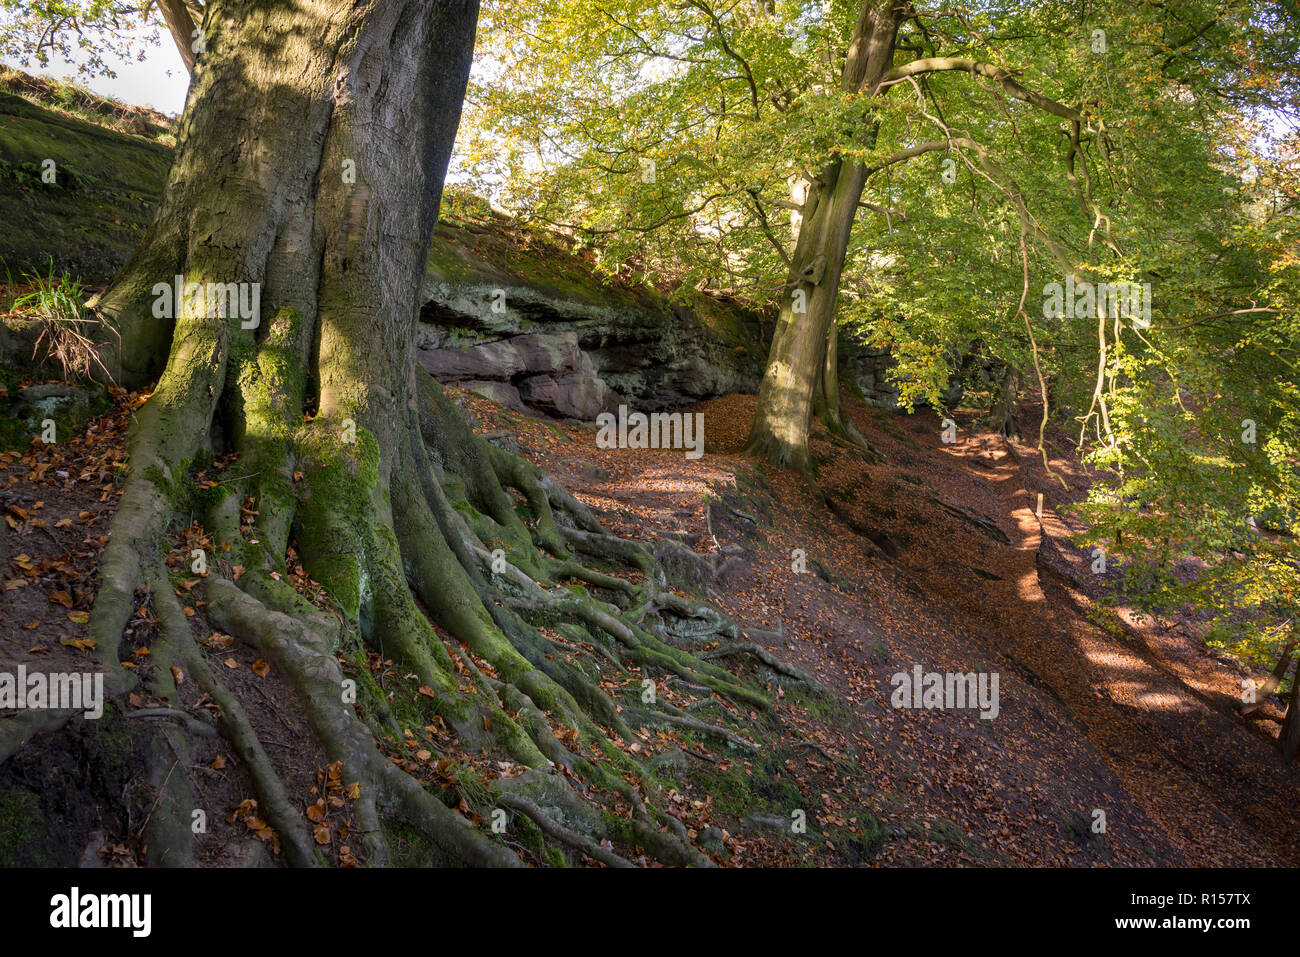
[743,0,905,472]
[12,0,769,868]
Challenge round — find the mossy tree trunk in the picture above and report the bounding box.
[3,0,799,867]
[743,0,905,473]
[744,158,867,474]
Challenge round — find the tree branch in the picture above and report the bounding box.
[876,57,1083,122]
[153,0,197,72]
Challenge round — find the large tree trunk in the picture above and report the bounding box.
[3,0,788,868]
[743,158,867,474]
[743,0,905,472]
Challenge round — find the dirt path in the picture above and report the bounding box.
[502,388,1300,865]
[901,412,1300,864]
[988,432,1300,865]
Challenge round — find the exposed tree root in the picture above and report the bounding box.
[0,2,800,864]
[496,793,636,869]
[11,346,791,866]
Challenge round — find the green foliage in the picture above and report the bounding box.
[462,0,1300,666]
[1073,180,1300,666]
[10,258,116,381]
[0,1,167,80]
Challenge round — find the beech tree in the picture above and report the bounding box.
[0,0,803,866]
[462,0,1300,753]
[463,0,1298,472]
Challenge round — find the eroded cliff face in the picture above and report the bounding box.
[416,214,770,421]
[414,214,973,422]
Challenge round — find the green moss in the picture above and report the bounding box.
[827,817,887,865]
[504,811,567,867]
[0,787,43,866]
[686,755,807,823]
[0,382,111,452]
[293,420,381,621]
[381,818,445,867]
[351,645,444,742]
[788,686,849,723]
[0,89,172,281]
[909,816,973,852]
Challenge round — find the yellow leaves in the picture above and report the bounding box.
[59,635,95,651]
[171,665,184,685]
[223,658,240,669]
[252,659,270,677]
[301,762,360,854]
[66,610,89,624]
[228,799,281,855]
[324,761,343,788]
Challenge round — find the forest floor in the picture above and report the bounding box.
[2,380,1297,866]
[460,387,1300,866]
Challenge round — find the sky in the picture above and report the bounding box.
[4,25,188,116]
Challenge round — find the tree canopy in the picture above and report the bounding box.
[461,0,1300,702]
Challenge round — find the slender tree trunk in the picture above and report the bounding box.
[812,304,879,456]
[1280,669,1300,763]
[988,366,1022,440]
[743,0,905,471]
[1245,637,1297,717]
[156,0,198,73]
